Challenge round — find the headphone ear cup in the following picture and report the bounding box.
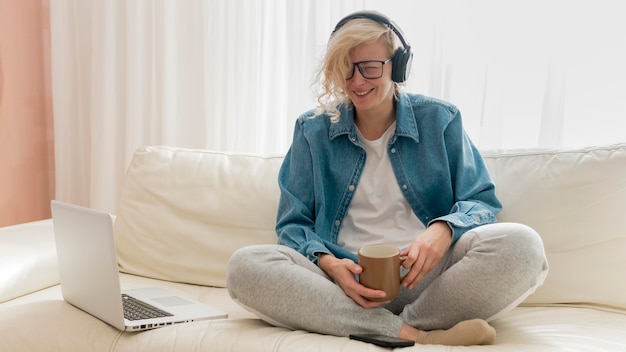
[391,47,413,83]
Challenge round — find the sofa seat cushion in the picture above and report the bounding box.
[114,146,284,287]
[1,273,626,351]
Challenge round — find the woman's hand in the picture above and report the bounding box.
[400,221,452,290]
[318,254,388,308]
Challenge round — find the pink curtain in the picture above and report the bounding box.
[0,0,54,227]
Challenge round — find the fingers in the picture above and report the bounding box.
[346,260,363,276]
[348,271,388,307]
[350,285,389,308]
[329,259,388,308]
[402,254,433,289]
[400,245,439,290]
[400,224,452,290]
[355,297,388,309]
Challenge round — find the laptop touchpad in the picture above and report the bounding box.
[152,296,194,307]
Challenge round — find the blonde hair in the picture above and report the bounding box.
[314,18,401,122]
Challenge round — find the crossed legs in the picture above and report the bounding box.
[226,222,548,345]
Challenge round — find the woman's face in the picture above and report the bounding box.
[345,39,395,115]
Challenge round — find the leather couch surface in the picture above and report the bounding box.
[1,143,625,351]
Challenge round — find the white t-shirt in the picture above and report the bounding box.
[338,122,426,254]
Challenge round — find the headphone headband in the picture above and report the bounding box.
[331,10,413,83]
[331,10,411,52]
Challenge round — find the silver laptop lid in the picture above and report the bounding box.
[51,200,126,330]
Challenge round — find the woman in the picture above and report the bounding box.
[226,10,548,346]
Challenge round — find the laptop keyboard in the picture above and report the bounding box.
[122,294,173,321]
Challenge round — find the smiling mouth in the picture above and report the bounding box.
[354,89,373,96]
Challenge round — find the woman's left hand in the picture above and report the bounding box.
[399,221,452,290]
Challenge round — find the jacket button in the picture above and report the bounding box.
[402,184,408,189]
[348,185,355,191]
[391,148,396,153]
[334,220,341,226]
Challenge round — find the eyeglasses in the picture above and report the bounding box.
[347,57,393,80]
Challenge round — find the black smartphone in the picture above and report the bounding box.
[349,333,415,347]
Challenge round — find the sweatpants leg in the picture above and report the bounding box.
[388,222,549,331]
[226,244,404,337]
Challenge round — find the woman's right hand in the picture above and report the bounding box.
[318,254,388,309]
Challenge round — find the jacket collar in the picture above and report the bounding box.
[328,92,419,143]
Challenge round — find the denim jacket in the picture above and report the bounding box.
[276,92,501,264]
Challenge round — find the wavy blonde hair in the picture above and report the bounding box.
[313,18,401,122]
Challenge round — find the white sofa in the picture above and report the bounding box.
[1,143,626,351]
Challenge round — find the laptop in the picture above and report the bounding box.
[51,200,228,331]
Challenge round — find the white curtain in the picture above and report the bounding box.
[371,0,626,149]
[50,0,626,213]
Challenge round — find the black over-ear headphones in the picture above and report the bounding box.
[331,10,413,83]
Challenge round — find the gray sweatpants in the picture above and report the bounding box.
[226,222,548,337]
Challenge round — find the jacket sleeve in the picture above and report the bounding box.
[275,118,332,264]
[430,108,502,243]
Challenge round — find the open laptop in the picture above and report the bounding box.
[51,200,228,331]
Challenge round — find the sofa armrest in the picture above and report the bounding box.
[0,219,59,303]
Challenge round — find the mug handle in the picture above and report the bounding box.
[399,256,410,279]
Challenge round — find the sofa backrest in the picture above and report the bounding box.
[114,144,626,310]
[114,146,283,288]
[482,143,626,310]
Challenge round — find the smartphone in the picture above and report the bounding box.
[349,333,415,347]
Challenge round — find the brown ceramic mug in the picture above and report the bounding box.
[358,244,407,302]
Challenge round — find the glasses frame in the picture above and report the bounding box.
[347,57,393,80]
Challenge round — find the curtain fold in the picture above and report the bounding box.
[51,0,365,212]
[50,0,626,213]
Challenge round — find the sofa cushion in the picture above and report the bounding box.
[114,146,283,287]
[483,143,626,310]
